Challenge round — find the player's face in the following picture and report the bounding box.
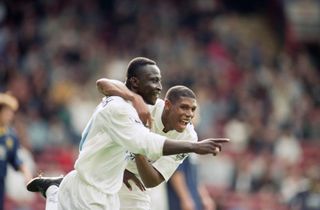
[136,65,162,105]
[166,97,197,132]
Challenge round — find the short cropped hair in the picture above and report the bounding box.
[126,57,156,79]
[165,85,196,104]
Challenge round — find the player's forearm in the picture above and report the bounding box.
[135,155,164,188]
[96,78,135,101]
[163,138,229,156]
[162,139,194,155]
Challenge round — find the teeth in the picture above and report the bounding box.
[181,120,189,125]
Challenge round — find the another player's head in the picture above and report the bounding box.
[162,86,197,133]
[125,57,162,105]
[0,92,19,127]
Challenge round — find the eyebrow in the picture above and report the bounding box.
[180,103,197,108]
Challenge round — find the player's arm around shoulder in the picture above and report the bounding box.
[96,78,129,98]
[96,78,153,126]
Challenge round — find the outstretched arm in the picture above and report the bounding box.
[135,138,229,188]
[132,138,229,189]
[162,138,229,156]
[133,138,229,188]
[96,78,152,127]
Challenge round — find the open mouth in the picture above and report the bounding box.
[153,92,160,98]
[149,91,160,99]
[180,119,190,126]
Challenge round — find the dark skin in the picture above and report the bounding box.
[126,64,162,106]
[98,64,161,128]
[162,97,197,133]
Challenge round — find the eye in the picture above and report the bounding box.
[180,105,189,110]
[152,78,160,83]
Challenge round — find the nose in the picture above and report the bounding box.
[156,82,162,91]
[185,109,194,118]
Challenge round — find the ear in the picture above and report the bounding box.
[164,99,172,110]
[129,77,139,89]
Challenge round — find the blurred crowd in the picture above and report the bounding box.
[0,0,319,209]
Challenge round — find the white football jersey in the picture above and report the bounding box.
[72,96,166,195]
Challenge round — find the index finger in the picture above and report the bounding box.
[211,138,230,143]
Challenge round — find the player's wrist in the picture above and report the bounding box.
[190,142,197,153]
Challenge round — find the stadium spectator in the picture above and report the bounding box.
[0,93,32,210]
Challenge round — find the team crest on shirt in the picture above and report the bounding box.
[125,151,136,161]
[174,153,188,161]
